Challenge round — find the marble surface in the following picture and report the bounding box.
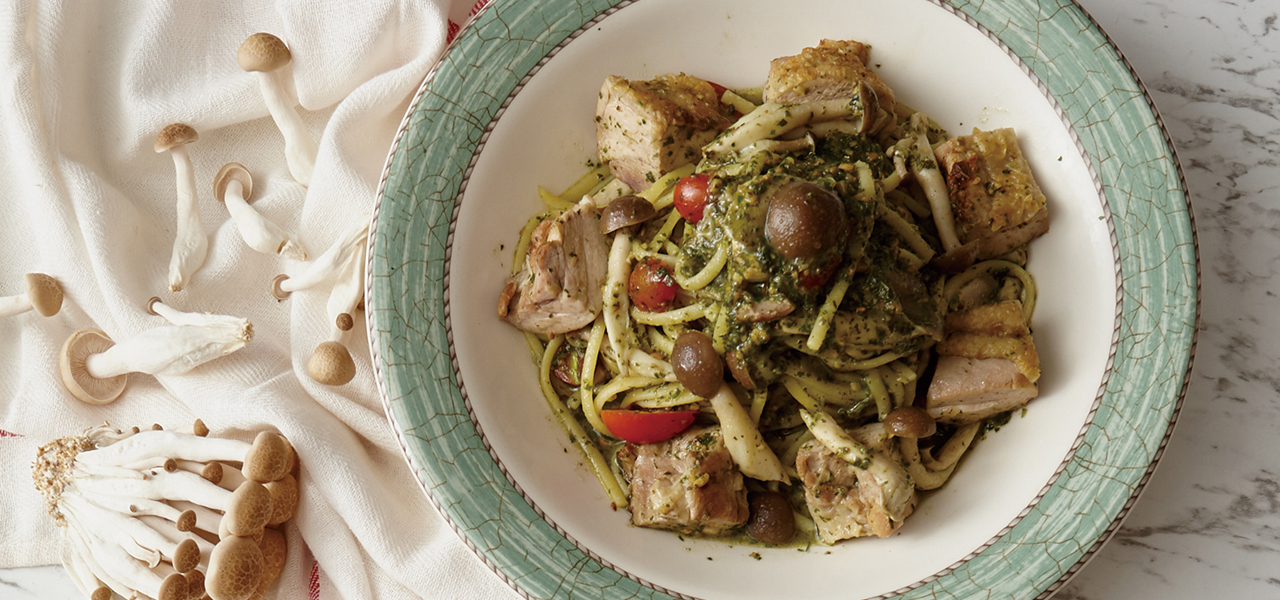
[2,0,1273,598]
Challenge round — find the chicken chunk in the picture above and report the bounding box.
[795,425,916,544]
[628,426,750,536]
[934,128,1049,260]
[928,299,1040,423]
[595,74,735,192]
[926,356,1038,424]
[763,39,896,112]
[498,199,609,335]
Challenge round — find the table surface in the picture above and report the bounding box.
[4,0,1275,598]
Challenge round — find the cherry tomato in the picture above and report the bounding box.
[674,173,712,224]
[601,409,699,444]
[628,258,679,312]
[799,254,842,290]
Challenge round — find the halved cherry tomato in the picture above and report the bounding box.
[799,254,842,290]
[628,258,679,312]
[673,173,712,224]
[601,409,699,444]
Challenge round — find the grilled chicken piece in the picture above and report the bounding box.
[934,128,1049,261]
[595,74,735,191]
[628,426,750,536]
[498,199,609,335]
[926,356,1038,424]
[936,299,1040,382]
[796,425,916,544]
[763,39,896,112]
[928,299,1040,423]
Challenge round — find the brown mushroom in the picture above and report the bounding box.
[238,33,317,186]
[58,328,128,404]
[155,123,208,292]
[0,273,64,318]
[264,474,298,526]
[205,535,264,600]
[308,340,356,386]
[599,194,656,234]
[243,432,294,483]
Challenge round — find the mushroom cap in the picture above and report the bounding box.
[214,162,254,204]
[243,432,293,483]
[258,527,287,587]
[184,569,206,600]
[265,473,298,526]
[176,509,197,532]
[173,538,201,573]
[206,536,264,600]
[270,274,291,301]
[202,461,225,484]
[308,341,355,386]
[237,33,291,72]
[59,328,127,404]
[193,418,210,437]
[223,480,273,538]
[157,572,189,600]
[154,123,198,153]
[90,586,111,600]
[24,273,63,316]
[335,312,353,332]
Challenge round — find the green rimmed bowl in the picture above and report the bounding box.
[367,0,1198,598]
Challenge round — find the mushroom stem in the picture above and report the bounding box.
[149,298,256,332]
[71,469,233,511]
[166,143,209,292]
[63,508,181,600]
[326,233,365,328]
[255,70,318,187]
[75,430,251,468]
[0,273,64,318]
[64,527,133,600]
[214,164,308,261]
[79,321,252,379]
[0,293,32,317]
[64,494,198,573]
[271,218,367,300]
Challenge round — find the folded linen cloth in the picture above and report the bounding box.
[0,0,519,598]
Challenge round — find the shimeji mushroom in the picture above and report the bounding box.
[59,301,253,404]
[214,163,307,261]
[33,422,298,600]
[0,273,64,318]
[237,33,318,187]
[270,217,367,301]
[307,236,365,385]
[156,123,209,292]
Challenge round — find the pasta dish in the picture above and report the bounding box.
[496,39,1049,545]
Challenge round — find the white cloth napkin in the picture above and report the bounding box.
[0,1,521,598]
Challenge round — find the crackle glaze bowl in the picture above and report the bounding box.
[366,1,1198,598]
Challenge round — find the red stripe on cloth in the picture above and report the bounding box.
[447,20,461,43]
[469,0,492,17]
[0,429,21,438]
[309,560,320,600]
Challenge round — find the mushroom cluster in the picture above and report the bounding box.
[33,421,297,600]
[271,217,368,386]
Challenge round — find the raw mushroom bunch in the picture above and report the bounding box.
[32,422,298,600]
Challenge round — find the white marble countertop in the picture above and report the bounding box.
[3,0,1274,598]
